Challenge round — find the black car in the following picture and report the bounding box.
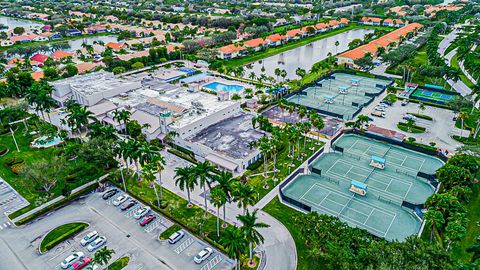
[380,100,392,106]
[121,200,138,211]
[102,189,118,200]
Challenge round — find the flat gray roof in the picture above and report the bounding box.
[188,113,264,160]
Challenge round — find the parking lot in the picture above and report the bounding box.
[0,178,28,231]
[0,189,233,270]
[367,100,465,151]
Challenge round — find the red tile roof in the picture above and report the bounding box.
[11,34,37,42]
[243,38,266,48]
[328,20,340,26]
[286,28,303,37]
[30,53,49,63]
[31,71,44,81]
[106,42,125,50]
[265,33,285,42]
[51,50,74,60]
[315,23,328,29]
[218,44,246,54]
[340,18,350,24]
[75,62,97,74]
[360,17,383,23]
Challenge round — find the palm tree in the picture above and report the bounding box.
[219,227,248,270]
[210,186,226,237]
[194,161,215,215]
[334,40,340,54]
[406,118,415,132]
[92,246,115,266]
[417,102,426,114]
[143,163,161,207]
[280,69,287,81]
[214,171,235,227]
[234,183,256,214]
[238,209,270,265]
[256,136,271,179]
[248,72,256,81]
[152,154,166,199]
[174,166,198,207]
[274,68,281,82]
[423,210,445,243]
[458,111,468,137]
[113,109,131,135]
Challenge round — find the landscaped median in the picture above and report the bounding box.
[159,224,182,240]
[39,222,89,253]
[397,121,426,134]
[107,256,130,270]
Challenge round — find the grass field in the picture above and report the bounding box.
[0,129,108,219]
[40,222,89,252]
[450,54,475,88]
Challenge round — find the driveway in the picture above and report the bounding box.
[367,101,465,152]
[0,191,233,270]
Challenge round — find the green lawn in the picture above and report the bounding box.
[40,222,88,252]
[397,122,426,134]
[159,224,181,240]
[450,54,476,88]
[107,256,130,270]
[0,127,108,219]
[222,23,393,69]
[246,138,324,202]
[263,197,308,270]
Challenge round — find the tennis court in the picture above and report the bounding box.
[411,89,457,104]
[287,73,390,120]
[281,134,444,241]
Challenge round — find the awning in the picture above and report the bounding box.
[371,155,385,164]
[205,153,238,171]
[351,180,368,190]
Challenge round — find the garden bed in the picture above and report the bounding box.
[397,122,426,134]
[40,222,89,253]
[107,256,130,270]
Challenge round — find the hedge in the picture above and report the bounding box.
[407,112,433,121]
[12,182,100,225]
[40,222,89,252]
[159,224,182,240]
[397,122,426,133]
[107,256,130,270]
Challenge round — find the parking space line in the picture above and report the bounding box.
[200,254,222,270]
[144,216,162,233]
[174,237,193,254]
[124,206,141,218]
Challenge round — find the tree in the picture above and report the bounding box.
[295,68,306,80]
[21,156,66,193]
[334,40,340,54]
[64,64,78,78]
[466,241,480,262]
[458,111,468,138]
[143,163,161,208]
[13,27,25,35]
[210,186,226,237]
[423,210,444,243]
[238,209,269,265]
[93,246,115,266]
[214,171,235,226]
[174,166,197,207]
[219,227,248,270]
[436,164,474,189]
[418,103,426,114]
[194,161,215,215]
[112,66,126,74]
[113,109,131,135]
[233,183,256,213]
[131,62,144,69]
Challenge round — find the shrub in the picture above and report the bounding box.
[4,157,23,166]
[0,145,8,156]
[11,163,24,174]
[65,173,77,183]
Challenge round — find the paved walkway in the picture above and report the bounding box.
[10,174,109,224]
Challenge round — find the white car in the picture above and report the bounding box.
[194,247,213,264]
[80,231,98,246]
[374,106,386,112]
[133,206,150,219]
[60,252,84,269]
[87,236,107,252]
[112,194,129,206]
[168,230,185,244]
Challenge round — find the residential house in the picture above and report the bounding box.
[67,29,82,36]
[86,25,107,34]
[0,40,13,46]
[340,18,350,25]
[30,53,49,65]
[359,17,382,26]
[301,26,316,36]
[106,42,126,51]
[383,18,407,27]
[51,50,74,61]
[217,44,246,59]
[286,28,304,41]
[314,23,329,33]
[265,33,285,46]
[328,20,341,29]
[10,34,37,43]
[243,38,267,52]
[76,62,98,74]
[31,71,44,81]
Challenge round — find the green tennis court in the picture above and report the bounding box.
[287,73,390,120]
[281,134,444,241]
[411,89,456,103]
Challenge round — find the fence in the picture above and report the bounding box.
[307,146,324,164]
[279,167,311,212]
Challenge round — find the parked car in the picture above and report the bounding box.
[102,189,118,200]
[374,106,386,112]
[84,265,99,270]
[133,206,150,219]
[121,200,138,211]
[380,100,392,106]
[61,252,85,269]
[371,111,385,118]
[401,100,409,106]
[112,194,129,206]
[139,214,157,226]
[87,236,107,252]
[403,114,417,121]
[168,230,185,244]
[80,231,98,246]
[194,247,213,264]
[69,257,91,270]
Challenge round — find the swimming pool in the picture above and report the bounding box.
[31,135,63,148]
[203,82,244,93]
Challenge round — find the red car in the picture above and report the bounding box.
[69,257,91,270]
[139,214,156,226]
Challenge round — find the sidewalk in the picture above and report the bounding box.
[10,174,109,224]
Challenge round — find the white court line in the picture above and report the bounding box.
[310,183,397,216]
[400,156,407,166]
[383,213,397,238]
[299,185,319,202]
[347,148,418,174]
[363,208,376,225]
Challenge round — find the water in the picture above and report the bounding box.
[243,28,374,81]
[32,135,63,148]
[65,36,118,52]
[203,82,244,92]
[0,15,43,30]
